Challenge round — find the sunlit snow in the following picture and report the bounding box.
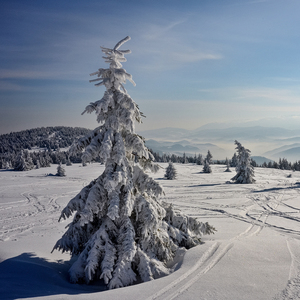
[1,163,300,299]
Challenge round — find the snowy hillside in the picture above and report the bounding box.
[1,163,300,299]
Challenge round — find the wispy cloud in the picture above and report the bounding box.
[136,17,223,71]
[143,19,187,41]
[171,50,222,63]
[0,69,82,80]
[235,87,300,104]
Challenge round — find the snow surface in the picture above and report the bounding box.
[1,163,300,300]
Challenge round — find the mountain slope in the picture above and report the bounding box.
[0,126,91,153]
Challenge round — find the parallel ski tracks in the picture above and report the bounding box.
[151,180,300,300]
[0,191,63,241]
[147,220,264,300]
[273,239,300,300]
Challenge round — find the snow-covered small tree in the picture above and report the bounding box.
[196,154,203,165]
[52,37,215,289]
[206,150,213,164]
[36,159,40,169]
[56,163,66,177]
[224,158,231,172]
[230,153,238,167]
[165,162,177,180]
[182,152,188,164]
[202,159,212,173]
[14,150,34,171]
[66,158,72,166]
[231,140,255,184]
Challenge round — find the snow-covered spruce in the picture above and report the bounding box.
[231,140,255,184]
[165,162,177,180]
[224,158,231,172]
[14,150,34,171]
[202,159,212,173]
[206,150,213,165]
[52,37,215,289]
[230,152,238,167]
[56,163,66,177]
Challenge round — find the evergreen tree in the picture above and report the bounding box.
[36,159,40,169]
[206,150,213,164]
[52,37,215,289]
[230,153,238,167]
[182,152,188,164]
[5,160,11,170]
[202,159,212,173]
[224,158,231,172]
[14,150,34,171]
[66,158,72,166]
[56,163,66,177]
[196,154,203,165]
[231,140,255,184]
[165,162,177,180]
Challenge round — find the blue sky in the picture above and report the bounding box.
[1,0,300,134]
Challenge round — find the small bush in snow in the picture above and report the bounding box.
[56,163,66,177]
[165,162,177,180]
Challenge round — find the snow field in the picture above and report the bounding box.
[0,163,300,299]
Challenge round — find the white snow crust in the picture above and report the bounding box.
[1,163,300,299]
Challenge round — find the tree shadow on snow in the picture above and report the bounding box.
[253,183,300,194]
[0,253,106,300]
[188,183,221,188]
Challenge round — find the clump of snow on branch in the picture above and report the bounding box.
[52,36,215,289]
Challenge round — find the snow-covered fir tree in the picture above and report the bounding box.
[14,150,34,171]
[196,154,203,165]
[206,150,213,164]
[224,158,231,172]
[56,163,66,177]
[66,158,72,166]
[202,159,212,173]
[165,162,177,180]
[230,153,238,167]
[36,160,40,169]
[52,37,215,289]
[182,152,188,164]
[5,160,11,170]
[231,140,255,184]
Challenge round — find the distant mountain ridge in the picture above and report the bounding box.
[145,139,225,157]
[139,126,298,143]
[138,124,300,161]
[263,144,300,162]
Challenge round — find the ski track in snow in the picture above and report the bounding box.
[0,184,74,242]
[153,166,300,300]
[147,219,270,300]
[273,239,300,300]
